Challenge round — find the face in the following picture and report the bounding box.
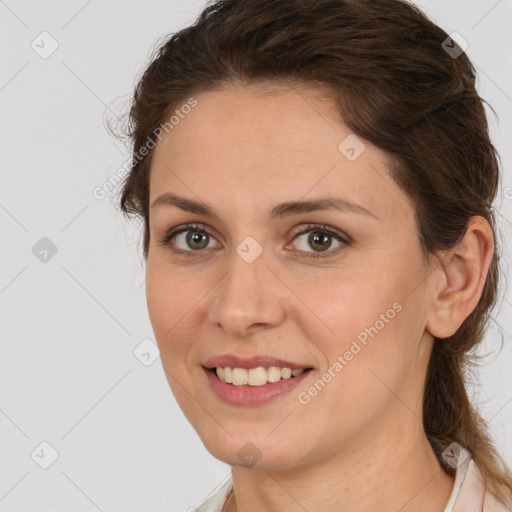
[146,83,436,470]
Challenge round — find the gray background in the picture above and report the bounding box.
[1,1,511,511]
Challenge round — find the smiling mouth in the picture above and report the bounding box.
[207,366,314,386]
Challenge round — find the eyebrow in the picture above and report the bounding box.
[150,192,378,220]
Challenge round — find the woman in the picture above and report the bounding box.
[114,0,512,510]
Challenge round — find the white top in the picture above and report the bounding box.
[195,458,512,512]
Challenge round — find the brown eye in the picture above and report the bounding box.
[184,230,210,250]
[156,223,220,254]
[307,231,332,251]
[157,222,351,259]
[290,224,351,258]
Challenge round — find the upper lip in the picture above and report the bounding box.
[203,354,313,370]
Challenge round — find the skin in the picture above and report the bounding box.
[145,82,494,512]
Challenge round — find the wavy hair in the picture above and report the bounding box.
[112,0,512,505]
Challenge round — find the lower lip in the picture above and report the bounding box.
[203,367,313,406]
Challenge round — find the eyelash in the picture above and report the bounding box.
[155,223,352,259]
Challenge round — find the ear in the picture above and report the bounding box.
[426,216,495,339]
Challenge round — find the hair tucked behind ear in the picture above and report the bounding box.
[112,0,512,505]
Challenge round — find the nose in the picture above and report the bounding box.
[208,248,286,338]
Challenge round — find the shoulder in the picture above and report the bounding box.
[482,479,512,512]
[483,491,512,512]
[195,477,233,512]
[452,460,512,512]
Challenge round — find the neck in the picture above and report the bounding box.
[223,415,454,512]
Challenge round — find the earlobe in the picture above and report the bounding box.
[426,216,494,339]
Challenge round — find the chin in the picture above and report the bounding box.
[201,434,304,471]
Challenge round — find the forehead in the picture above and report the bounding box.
[149,84,411,222]
[153,82,349,160]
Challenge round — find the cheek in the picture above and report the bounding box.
[145,266,206,421]
[301,261,424,395]
[145,265,199,361]
[303,268,428,408]
[294,298,420,450]
[298,270,400,351]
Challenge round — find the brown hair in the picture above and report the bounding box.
[112,0,512,505]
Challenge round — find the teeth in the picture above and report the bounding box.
[267,366,282,382]
[232,367,248,385]
[214,366,306,386]
[248,367,267,386]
